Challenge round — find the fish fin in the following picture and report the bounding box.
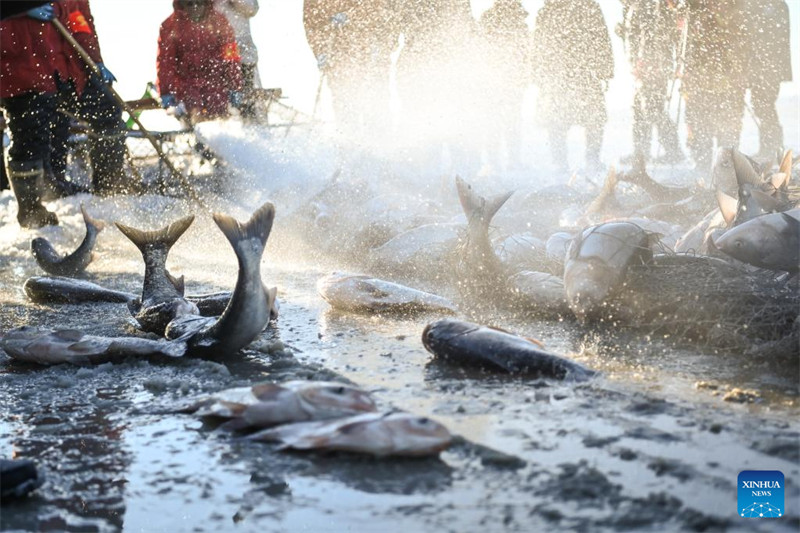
[524,336,546,349]
[778,149,792,176]
[251,382,285,401]
[455,176,481,215]
[486,190,514,222]
[731,149,762,188]
[781,212,800,230]
[716,189,738,226]
[166,272,185,296]
[80,203,105,232]
[53,329,86,342]
[265,285,279,320]
[750,189,782,212]
[115,215,195,256]
[213,202,275,251]
[770,172,789,191]
[68,340,100,354]
[218,418,252,432]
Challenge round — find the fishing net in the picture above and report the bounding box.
[609,255,799,357]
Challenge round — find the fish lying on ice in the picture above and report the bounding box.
[165,202,279,357]
[506,271,571,315]
[23,276,136,304]
[422,318,595,380]
[0,326,185,365]
[563,221,656,321]
[31,204,104,277]
[116,215,199,335]
[317,272,456,315]
[713,210,800,273]
[183,380,377,431]
[248,412,452,457]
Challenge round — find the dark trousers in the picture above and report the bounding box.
[632,77,680,159]
[52,77,126,193]
[240,63,257,118]
[1,92,56,167]
[750,81,782,158]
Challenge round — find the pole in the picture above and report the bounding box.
[51,18,208,210]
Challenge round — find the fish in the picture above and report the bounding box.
[422,318,595,380]
[583,166,620,219]
[563,221,655,321]
[455,176,513,283]
[165,202,279,357]
[116,215,199,334]
[317,272,456,315]
[545,232,574,263]
[247,412,452,457]
[617,167,691,203]
[369,222,463,280]
[183,380,377,431]
[711,147,764,194]
[674,208,727,255]
[31,204,105,277]
[713,210,800,273]
[494,232,548,273]
[23,276,135,304]
[507,271,571,316]
[185,291,233,317]
[0,326,185,366]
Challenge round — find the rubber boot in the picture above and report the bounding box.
[0,458,45,498]
[6,160,59,228]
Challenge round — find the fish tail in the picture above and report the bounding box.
[115,215,195,258]
[455,176,512,228]
[731,149,762,189]
[80,203,105,233]
[213,202,275,257]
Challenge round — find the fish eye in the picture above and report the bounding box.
[416,417,430,425]
[735,241,742,248]
[332,386,345,395]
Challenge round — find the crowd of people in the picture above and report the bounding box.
[0,0,794,229]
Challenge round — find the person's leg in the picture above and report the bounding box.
[548,123,569,173]
[74,79,127,195]
[751,81,782,160]
[239,63,257,118]
[2,92,59,227]
[584,88,607,173]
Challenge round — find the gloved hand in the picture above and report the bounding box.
[96,63,117,85]
[316,53,328,70]
[27,4,54,21]
[229,90,243,108]
[160,94,177,108]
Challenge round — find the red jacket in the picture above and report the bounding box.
[0,14,66,98]
[56,0,104,95]
[157,4,242,117]
[0,1,104,99]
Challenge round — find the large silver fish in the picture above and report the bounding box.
[317,272,456,315]
[116,215,199,335]
[713,210,800,273]
[185,380,377,431]
[563,221,655,321]
[248,412,452,457]
[23,276,135,304]
[422,318,595,380]
[31,204,104,277]
[165,202,279,357]
[0,326,185,365]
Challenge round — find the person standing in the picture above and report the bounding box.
[532,0,614,174]
[682,0,747,172]
[51,0,127,195]
[479,0,531,169]
[742,0,792,161]
[157,0,243,121]
[303,0,400,141]
[0,5,62,227]
[620,0,683,166]
[213,0,261,118]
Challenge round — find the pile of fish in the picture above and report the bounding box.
[181,380,452,458]
[299,148,798,356]
[2,201,279,364]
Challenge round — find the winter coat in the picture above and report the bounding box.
[683,0,748,96]
[742,0,792,85]
[622,0,678,83]
[532,0,613,86]
[56,0,105,95]
[479,0,531,90]
[157,3,242,117]
[213,0,259,65]
[303,0,400,70]
[0,14,66,98]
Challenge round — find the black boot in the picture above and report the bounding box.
[0,458,45,498]
[6,159,59,228]
[90,133,127,196]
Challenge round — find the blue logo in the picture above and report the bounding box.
[738,470,784,518]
